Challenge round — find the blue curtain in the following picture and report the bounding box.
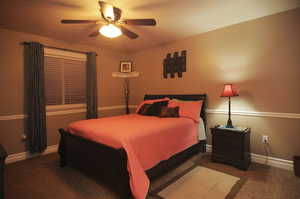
[86,52,98,119]
[24,42,47,153]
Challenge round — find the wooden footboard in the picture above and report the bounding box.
[58,129,206,199]
[58,129,131,199]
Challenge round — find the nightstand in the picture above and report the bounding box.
[210,125,251,170]
[0,144,7,199]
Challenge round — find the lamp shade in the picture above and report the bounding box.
[221,84,239,97]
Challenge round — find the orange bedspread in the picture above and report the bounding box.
[68,114,198,199]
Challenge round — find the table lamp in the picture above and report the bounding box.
[221,84,239,128]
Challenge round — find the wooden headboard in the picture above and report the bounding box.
[144,94,207,126]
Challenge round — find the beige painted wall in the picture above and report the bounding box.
[129,9,300,160]
[0,28,128,154]
[1,9,300,160]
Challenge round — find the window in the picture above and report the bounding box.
[44,48,86,108]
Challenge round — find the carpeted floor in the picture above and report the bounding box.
[4,152,300,199]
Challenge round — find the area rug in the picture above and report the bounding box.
[150,165,246,199]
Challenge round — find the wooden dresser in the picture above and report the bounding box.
[211,126,251,170]
[0,144,7,199]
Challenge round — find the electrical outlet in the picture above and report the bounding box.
[21,134,27,141]
[262,135,269,143]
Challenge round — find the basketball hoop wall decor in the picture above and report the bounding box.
[163,50,187,78]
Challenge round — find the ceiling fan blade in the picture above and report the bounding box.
[89,30,99,37]
[98,1,122,22]
[98,1,107,9]
[61,20,100,24]
[113,7,122,21]
[120,26,138,39]
[123,19,156,26]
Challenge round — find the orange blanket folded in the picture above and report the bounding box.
[68,114,198,199]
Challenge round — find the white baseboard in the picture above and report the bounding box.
[250,153,294,171]
[206,144,294,171]
[6,144,58,164]
[6,144,294,171]
[206,144,212,152]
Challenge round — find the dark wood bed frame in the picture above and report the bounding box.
[58,94,207,199]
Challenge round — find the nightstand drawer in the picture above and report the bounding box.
[213,147,243,159]
[213,133,243,149]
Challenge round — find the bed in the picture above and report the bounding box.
[58,94,207,199]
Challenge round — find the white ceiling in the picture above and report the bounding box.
[0,0,299,53]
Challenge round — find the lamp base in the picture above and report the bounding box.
[226,119,234,128]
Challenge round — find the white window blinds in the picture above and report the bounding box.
[64,59,86,104]
[44,48,86,106]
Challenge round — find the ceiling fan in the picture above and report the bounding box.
[61,1,156,39]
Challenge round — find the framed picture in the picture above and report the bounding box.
[120,61,132,73]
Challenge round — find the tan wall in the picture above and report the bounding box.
[0,28,128,154]
[1,9,300,160]
[129,9,300,160]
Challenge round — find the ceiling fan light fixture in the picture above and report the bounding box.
[99,24,122,38]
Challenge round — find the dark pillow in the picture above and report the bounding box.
[158,106,180,118]
[146,100,169,116]
[137,104,152,115]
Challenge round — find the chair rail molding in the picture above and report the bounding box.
[206,109,300,119]
[0,114,25,121]
[0,105,138,121]
[2,106,299,121]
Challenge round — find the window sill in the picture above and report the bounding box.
[46,104,86,112]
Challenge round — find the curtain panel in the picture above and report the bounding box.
[86,52,98,119]
[24,42,47,153]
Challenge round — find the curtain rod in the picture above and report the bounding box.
[21,42,98,56]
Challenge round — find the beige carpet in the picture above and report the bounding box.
[154,166,243,199]
[8,153,300,199]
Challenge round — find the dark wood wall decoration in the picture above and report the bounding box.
[163,50,187,78]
